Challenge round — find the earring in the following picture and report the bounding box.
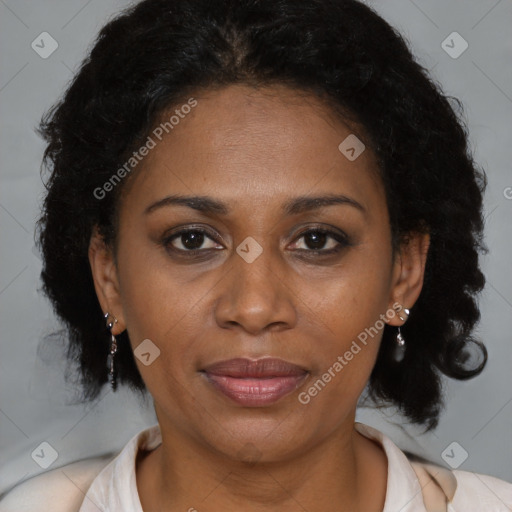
[104,312,118,391]
[393,306,410,362]
[397,307,410,323]
[396,326,405,347]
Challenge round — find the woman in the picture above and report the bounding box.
[2,0,511,510]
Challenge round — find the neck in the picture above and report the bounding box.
[137,415,387,512]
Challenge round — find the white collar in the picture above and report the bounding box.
[79,422,427,512]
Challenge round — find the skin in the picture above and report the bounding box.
[89,84,430,511]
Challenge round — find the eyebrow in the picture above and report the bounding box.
[144,193,365,216]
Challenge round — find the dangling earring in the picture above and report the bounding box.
[396,325,406,346]
[393,306,410,362]
[104,312,118,391]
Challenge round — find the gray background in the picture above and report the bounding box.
[1,0,511,497]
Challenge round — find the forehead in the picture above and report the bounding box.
[120,84,385,218]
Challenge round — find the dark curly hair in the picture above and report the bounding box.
[36,0,487,429]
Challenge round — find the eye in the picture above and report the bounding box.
[290,228,350,254]
[164,228,223,253]
[161,225,350,257]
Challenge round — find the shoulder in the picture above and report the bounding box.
[356,422,512,511]
[0,424,161,512]
[0,454,114,512]
[450,469,512,511]
[410,460,512,511]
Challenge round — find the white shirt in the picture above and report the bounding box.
[2,422,511,511]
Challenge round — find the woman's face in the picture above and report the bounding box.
[90,84,428,462]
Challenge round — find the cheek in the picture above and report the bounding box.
[309,242,392,343]
[297,244,392,402]
[115,244,198,372]
[117,224,208,329]
[297,306,384,418]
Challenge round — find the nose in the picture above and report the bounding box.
[214,246,297,336]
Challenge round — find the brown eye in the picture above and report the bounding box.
[164,229,222,253]
[175,230,206,250]
[291,228,349,253]
[302,231,329,250]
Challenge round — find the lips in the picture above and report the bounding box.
[201,358,308,406]
[203,358,307,378]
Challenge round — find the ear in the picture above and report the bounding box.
[386,231,430,326]
[88,226,125,335]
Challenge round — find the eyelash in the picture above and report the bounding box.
[162,226,351,257]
